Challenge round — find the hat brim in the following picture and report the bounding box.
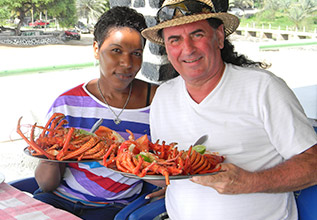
[142,12,240,46]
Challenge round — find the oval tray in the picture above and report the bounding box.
[109,167,218,180]
[23,147,102,163]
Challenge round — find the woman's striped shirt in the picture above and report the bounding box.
[47,81,151,206]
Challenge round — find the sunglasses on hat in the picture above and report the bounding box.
[156,0,216,23]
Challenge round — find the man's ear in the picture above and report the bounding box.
[93,41,99,60]
[216,24,225,49]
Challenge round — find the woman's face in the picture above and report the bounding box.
[93,27,144,88]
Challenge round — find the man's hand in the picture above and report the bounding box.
[190,144,317,194]
[190,163,254,194]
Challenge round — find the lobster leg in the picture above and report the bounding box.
[120,152,136,173]
[54,119,68,130]
[81,147,106,160]
[40,113,65,138]
[192,157,210,174]
[17,117,55,160]
[126,129,135,141]
[116,153,131,173]
[191,152,204,171]
[83,141,105,156]
[56,127,75,160]
[132,155,144,175]
[103,144,118,167]
[60,136,99,160]
[47,115,67,138]
[198,165,222,174]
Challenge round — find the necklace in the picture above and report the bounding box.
[97,79,132,125]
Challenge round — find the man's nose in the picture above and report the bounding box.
[182,37,195,54]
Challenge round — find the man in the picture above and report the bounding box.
[141,0,317,219]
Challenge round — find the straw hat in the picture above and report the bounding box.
[142,0,240,46]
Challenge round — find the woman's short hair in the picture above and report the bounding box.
[94,6,147,47]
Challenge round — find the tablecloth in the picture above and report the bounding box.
[0,182,81,220]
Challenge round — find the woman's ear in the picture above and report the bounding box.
[216,24,225,49]
[93,41,99,60]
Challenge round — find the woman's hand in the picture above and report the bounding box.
[145,187,166,200]
[35,160,66,192]
[143,179,167,200]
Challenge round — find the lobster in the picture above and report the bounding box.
[103,130,225,185]
[17,113,119,161]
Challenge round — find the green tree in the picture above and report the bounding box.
[253,0,264,8]
[0,0,34,35]
[0,0,77,35]
[46,0,77,27]
[256,0,290,20]
[76,0,107,24]
[279,0,293,11]
[229,0,254,9]
[0,6,10,22]
[287,0,317,29]
[260,0,317,29]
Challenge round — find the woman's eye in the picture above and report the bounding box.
[112,48,121,53]
[133,51,142,57]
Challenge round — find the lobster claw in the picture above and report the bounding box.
[136,134,150,152]
[95,126,125,143]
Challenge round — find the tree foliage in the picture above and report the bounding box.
[0,6,10,21]
[244,0,317,29]
[229,0,255,9]
[287,0,317,28]
[0,0,35,35]
[46,0,77,27]
[76,0,106,24]
[0,0,77,35]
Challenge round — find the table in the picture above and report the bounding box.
[0,182,81,220]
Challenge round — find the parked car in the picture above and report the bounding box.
[29,20,50,28]
[75,21,90,34]
[228,8,244,18]
[63,29,81,40]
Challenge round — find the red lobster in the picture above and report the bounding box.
[17,113,116,161]
[103,130,225,185]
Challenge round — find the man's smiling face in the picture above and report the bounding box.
[163,20,224,83]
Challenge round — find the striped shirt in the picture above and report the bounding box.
[47,81,151,206]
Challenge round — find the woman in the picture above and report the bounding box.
[34,7,157,219]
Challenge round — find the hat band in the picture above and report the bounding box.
[156,0,216,23]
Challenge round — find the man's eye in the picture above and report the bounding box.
[193,33,203,39]
[169,38,180,45]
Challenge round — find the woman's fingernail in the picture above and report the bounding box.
[145,196,150,199]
